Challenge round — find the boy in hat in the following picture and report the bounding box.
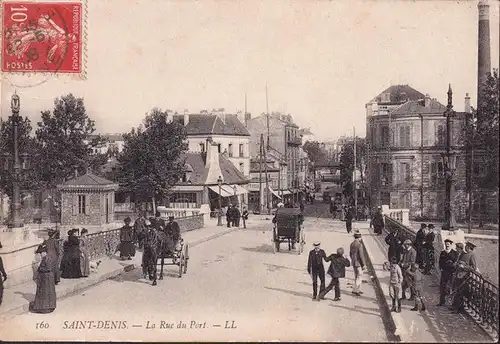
[400,239,417,300]
[406,263,426,311]
[437,238,458,306]
[415,223,427,266]
[319,247,351,301]
[349,231,366,296]
[388,256,403,312]
[307,242,327,300]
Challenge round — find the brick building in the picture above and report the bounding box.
[366,85,473,221]
[57,173,118,226]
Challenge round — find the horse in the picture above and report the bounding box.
[138,225,177,286]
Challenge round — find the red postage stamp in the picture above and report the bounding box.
[2,1,82,73]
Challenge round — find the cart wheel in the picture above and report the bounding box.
[276,240,280,252]
[178,253,184,278]
[272,229,277,254]
[183,244,189,274]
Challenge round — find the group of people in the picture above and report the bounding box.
[306,231,367,301]
[27,227,91,314]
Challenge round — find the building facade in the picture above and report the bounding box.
[366,85,472,221]
[246,112,303,198]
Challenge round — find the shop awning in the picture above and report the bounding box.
[209,184,249,197]
[208,185,233,197]
[268,187,282,199]
[232,184,249,195]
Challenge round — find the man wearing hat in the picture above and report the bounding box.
[164,216,181,254]
[414,223,427,266]
[400,239,417,300]
[437,238,458,306]
[307,242,327,300]
[372,207,385,235]
[450,241,478,313]
[422,224,436,274]
[349,231,367,296]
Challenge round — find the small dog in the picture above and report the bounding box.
[90,260,102,273]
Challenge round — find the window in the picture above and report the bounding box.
[199,143,205,152]
[473,162,485,177]
[239,144,244,157]
[379,163,392,186]
[381,126,390,147]
[228,143,233,157]
[380,192,390,206]
[430,161,444,185]
[399,125,411,147]
[436,124,446,146]
[239,162,244,173]
[399,162,411,184]
[399,192,411,209]
[78,195,86,214]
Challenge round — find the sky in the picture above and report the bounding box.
[1,0,499,141]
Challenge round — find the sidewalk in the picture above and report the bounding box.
[358,223,494,343]
[0,223,238,323]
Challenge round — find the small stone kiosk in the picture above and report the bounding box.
[57,173,119,227]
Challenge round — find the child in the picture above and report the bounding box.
[406,262,426,311]
[319,247,351,301]
[389,256,403,313]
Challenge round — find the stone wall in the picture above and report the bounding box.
[61,191,115,226]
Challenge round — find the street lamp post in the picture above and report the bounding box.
[442,84,456,231]
[1,92,30,228]
[217,176,223,226]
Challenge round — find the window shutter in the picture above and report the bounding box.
[72,194,77,215]
[85,195,90,215]
[406,126,411,146]
[388,163,393,185]
[430,162,436,185]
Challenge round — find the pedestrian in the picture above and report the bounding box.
[234,205,241,227]
[134,211,147,249]
[29,243,56,314]
[451,242,477,314]
[345,206,353,234]
[384,227,404,263]
[164,216,181,254]
[226,205,233,228]
[119,217,135,260]
[307,242,327,301]
[388,256,403,313]
[79,229,90,277]
[60,229,82,279]
[154,211,166,231]
[422,224,436,274]
[319,247,351,301]
[349,231,366,296]
[241,207,249,228]
[461,241,479,273]
[372,206,384,235]
[400,239,417,300]
[43,228,61,285]
[405,263,426,311]
[414,223,427,266]
[437,239,458,306]
[0,241,7,307]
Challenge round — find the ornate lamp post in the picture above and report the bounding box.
[217,175,223,226]
[1,92,31,228]
[442,84,456,231]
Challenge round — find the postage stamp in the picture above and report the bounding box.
[1,1,83,74]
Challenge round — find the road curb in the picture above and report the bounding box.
[360,234,404,342]
[0,262,135,324]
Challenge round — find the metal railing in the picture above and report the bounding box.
[384,215,499,339]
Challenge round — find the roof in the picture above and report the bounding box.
[182,152,247,185]
[390,98,447,115]
[60,173,116,186]
[370,85,425,104]
[175,114,250,136]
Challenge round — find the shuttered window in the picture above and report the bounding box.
[78,195,86,214]
[436,124,446,146]
[430,161,444,185]
[399,125,411,147]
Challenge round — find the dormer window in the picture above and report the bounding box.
[182,164,194,183]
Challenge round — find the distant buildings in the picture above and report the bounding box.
[366,85,471,220]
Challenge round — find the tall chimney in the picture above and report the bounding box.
[464,93,471,113]
[477,0,491,122]
[184,112,189,126]
[205,136,212,168]
[424,93,431,108]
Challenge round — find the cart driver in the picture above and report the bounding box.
[272,203,285,224]
[165,216,182,252]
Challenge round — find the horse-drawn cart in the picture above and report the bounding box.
[272,208,305,254]
[157,238,189,278]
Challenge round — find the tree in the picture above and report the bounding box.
[35,94,108,188]
[117,108,188,210]
[339,138,366,198]
[0,116,41,197]
[302,140,328,165]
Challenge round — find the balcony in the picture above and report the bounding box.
[287,137,302,146]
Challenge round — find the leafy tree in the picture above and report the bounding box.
[35,94,108,188]
[117,108,188,210]
[302,140,328,165]
[339,138,366,198]
[0,116,40,197]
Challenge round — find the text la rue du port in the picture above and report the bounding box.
[59,319,237,330]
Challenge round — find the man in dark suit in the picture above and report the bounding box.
[350,231,367,296]
[437,239,458,306]
[307,242,327,301]
[400,239,417,300]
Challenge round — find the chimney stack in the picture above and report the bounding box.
[183,110,189,126]
[465,93,471,113]
[424,93,431,108]
[477,0,491,123]
[244,112,251,127]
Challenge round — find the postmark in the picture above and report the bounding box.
[2,1,83,74]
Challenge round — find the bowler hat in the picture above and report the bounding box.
[456,242,464,249]
[168,216,174,220]
[444,239,453,244]
[465,241,476,249]
[420,223,427,229]
[313,242,321,247]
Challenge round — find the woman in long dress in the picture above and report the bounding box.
[119,217,135,260]
[60,229,82,279]
[29,244,56,314]
[43,228,61,285]
[79,228,90,277]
